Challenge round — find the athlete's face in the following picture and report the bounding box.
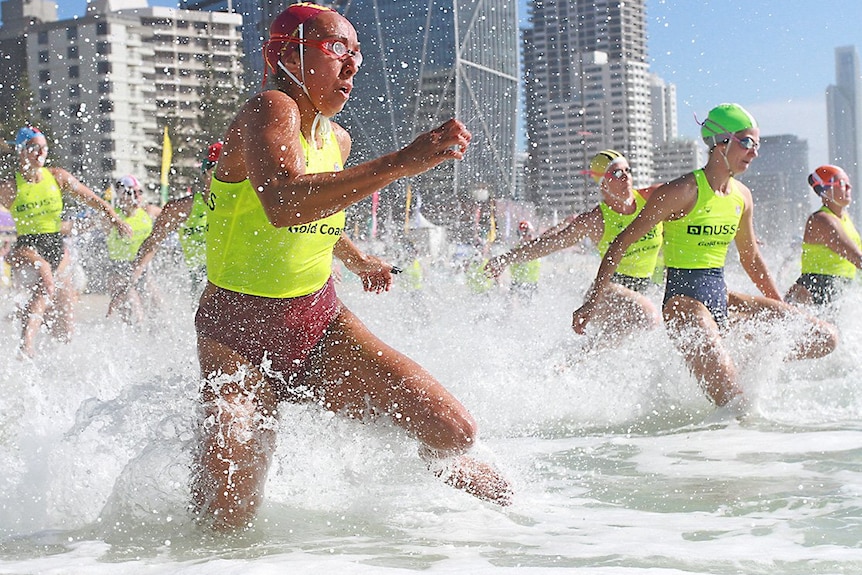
[823,177,852,207]
[602,160,634,201]
[722,127,759,174]
[281,13,360,118]
[19,136,48,169]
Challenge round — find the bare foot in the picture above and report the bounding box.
[430,454,513,506]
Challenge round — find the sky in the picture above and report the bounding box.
[58,0,862,168]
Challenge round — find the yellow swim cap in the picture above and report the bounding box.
[589,150,625,183]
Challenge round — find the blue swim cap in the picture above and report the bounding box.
[14,126,42,151]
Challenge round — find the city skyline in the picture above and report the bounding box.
[52,0,862,169]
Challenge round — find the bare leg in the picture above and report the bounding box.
[20,289,49,358]
[591,283,661,344]
[302,306,512,505]
[48,273,77,343]
[728,291,838,360]
[192,335,280,531]
[784,282,812,306]
[663,295,741,407]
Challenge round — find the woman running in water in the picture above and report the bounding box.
[193,3,510,530]
[572,104,838,409]
[785,164,862,306]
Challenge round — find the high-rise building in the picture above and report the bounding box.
[649,73,701,185]
[25,10,157,187]
[0,0,57,130]
[524,0,652,215]
[180,0,280,92]
[737,134,810,246]
[328,0,519,239]
[20,0,243,193]
[826,45,862,222]
[649,73,676,146]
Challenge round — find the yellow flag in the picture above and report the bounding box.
[487,202,497,244]
[404,184,413,232]
[160,126,172,204]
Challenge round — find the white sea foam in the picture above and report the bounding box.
[1,246,862,573]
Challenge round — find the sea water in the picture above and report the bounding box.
[1,244,861,575]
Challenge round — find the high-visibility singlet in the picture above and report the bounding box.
[10,168,63,235]
[801,206,861,279]
[107,207,153,262]
[662,170,744,269]
[510,259,540,284]
[206,131,345,298]
[178,193,208,270]
[597,189,663,278]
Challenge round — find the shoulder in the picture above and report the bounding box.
[576,205,603,222]
[637,183,662,201]
[236,90,300,129]
[808,208,839,230]
[46,166,75,188]
[652,172,696,201]
[0,176,17,205]
[574,205,604,234]
[330,120,351,150]
[161,195,194,218]
[731,177,753,206]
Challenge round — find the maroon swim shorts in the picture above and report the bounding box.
[195,277,340,383]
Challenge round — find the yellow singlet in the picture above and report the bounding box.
[206,131,346,298]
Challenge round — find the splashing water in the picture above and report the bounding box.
[1,246,862,574]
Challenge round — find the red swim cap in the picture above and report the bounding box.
[809,165,850,195]
[207,141,223,162]
[263,3,335,84]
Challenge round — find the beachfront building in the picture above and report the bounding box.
[8,0,243,196]
[180,0,277,92]
[524,0,652,215]
[325,0,519,241]
[827,45,862,223]
[649,73,701,186]
[736,134,810,247]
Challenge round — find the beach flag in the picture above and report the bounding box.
[487,202,497,244]
[404,184,412,232]
[370,190,379,238]
[160,126,172,205]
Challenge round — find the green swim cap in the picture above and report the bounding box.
[700,103,758,145]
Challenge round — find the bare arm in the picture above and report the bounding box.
[107,196,194,317]
[49,167,132,237]
[0,179,17,209]
[333,235,394,294]
[733,183,782,300]
[572,175,697,333]
[219,91,470,228]
[485,208,603,279]
[131,195,194,284]
[804,211,862,269]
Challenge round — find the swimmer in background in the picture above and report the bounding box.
[193,3,511,531]
[507,221,541,303]
[572,103,838,409]
[105,175,154,324]
[486,150,662,342]
[108,142,220,318]
[785,164,862,306]
[0,126,131,357]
